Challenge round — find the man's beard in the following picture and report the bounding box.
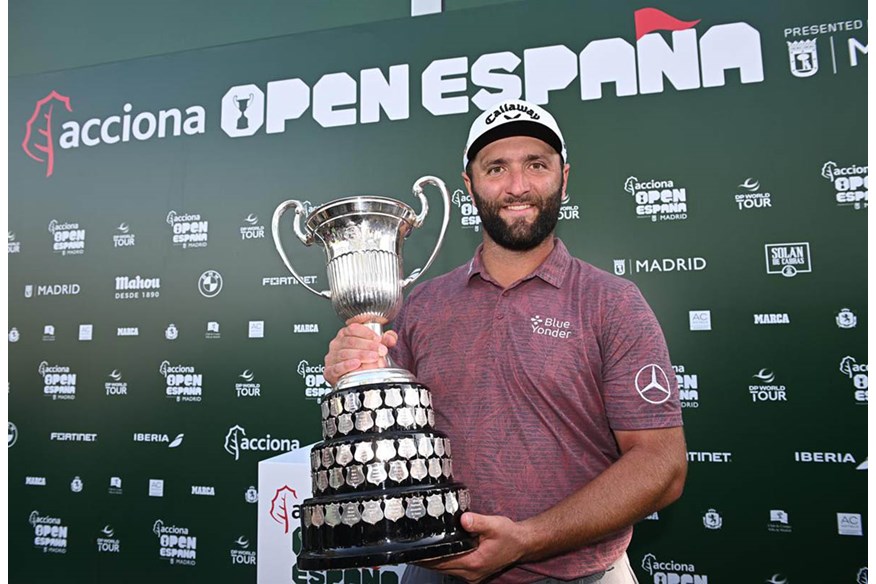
[471,183,563,251]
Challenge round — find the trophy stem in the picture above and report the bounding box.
[363,322,398,369]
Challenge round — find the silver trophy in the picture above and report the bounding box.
[272,176,477,569]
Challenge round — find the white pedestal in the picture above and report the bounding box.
[257,444,407,584]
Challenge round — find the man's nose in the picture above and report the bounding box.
[505,166,530,196]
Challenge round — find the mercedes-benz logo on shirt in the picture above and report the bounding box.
[635,364,671,404]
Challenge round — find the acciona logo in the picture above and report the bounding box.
[153,520,197,566]
[221,9,762,138]
[39,361,77,401]
[223,425,299,461]
[641,553,708,583]
[30,511,69,554]
[167,211,208,249]
[48,219,85,256]
[297,360,332,400]
[22,90,205,178]
[623,176,689,222]
[821,161,868,210]
[159,361,203,403]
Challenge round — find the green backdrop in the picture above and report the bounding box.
[8,1,868,582]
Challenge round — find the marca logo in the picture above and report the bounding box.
[22,90,205,178]
[821,161,868,210]
[640,552,707,583]
[734,178,772,210]
[117,327,139,337]
[613,257,706,277]
[623,176,688,222]
[39,361,77,401]
[754,313,790,325]
[115,275,160,300]
[113,222,136,247]
[30,511,69,554]
[222,8,762,139]
[153,520,197,565]
[223,425,299,461]
[298,360,332,400]
[192,485,216,496]
[48,219,85,256]
[672,364,699,408]
[159,361,203,403]
[765,242,811,277]
[293,323,320,333]
[25,476,47,486]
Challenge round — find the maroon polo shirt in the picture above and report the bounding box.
[390,238,682,583]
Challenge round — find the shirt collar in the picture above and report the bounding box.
[466,237,571,289]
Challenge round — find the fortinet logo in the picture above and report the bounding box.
[22,90,205,178]
[50,432,97,442]
[687,451,731,462]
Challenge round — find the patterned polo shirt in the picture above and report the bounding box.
[390,238,682,583]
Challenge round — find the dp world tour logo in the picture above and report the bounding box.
[22,91,73,178]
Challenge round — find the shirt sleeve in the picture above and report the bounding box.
[388,296,415,374]
[599,281,683,431]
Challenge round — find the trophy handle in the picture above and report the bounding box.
[401,175,450,289]
[271,199,332,299]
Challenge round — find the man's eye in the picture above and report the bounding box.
[486,167,503,175]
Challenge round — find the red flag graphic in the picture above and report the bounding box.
[634,8,701,41]
[22,90,73,178]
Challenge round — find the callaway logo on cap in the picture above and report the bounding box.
[463,99,567,169]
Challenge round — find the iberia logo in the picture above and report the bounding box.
[269,485,298,534]
[634,8,701,40]
[22,91,73,178]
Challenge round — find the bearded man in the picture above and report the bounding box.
[324,99,687,584]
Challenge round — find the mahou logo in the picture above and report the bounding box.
[22,91,205,178]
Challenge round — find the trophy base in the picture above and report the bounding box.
[296,530,478,570]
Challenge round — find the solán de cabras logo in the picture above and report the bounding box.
[22,91,73,178]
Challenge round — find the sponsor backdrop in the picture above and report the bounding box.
[8,1,868,582]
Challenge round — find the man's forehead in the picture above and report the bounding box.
[475,135,560,164]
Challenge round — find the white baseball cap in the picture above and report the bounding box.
[462,98,567,169]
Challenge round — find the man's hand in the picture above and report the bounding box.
[324,323,398,386]
[417,512,530,584]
